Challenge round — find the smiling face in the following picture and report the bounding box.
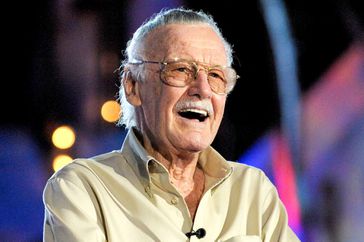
[125,23,228,159]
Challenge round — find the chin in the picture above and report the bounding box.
[179,135,212,153]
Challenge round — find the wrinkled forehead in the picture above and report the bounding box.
[136,24,229,66]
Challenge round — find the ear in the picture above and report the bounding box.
[123,71,142,106]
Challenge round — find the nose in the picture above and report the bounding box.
[188,70,213,99]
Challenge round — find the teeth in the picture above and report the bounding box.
[180,109,208,117]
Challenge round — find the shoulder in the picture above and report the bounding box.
[45,151,127,189]
[228,161,266,178]
[226,161,276,191]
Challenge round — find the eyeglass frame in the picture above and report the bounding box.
[127,58,239,95]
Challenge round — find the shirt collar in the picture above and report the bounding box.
[121,128,232,186]
[120,128,153,187]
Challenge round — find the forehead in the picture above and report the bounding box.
[139,24,228,65]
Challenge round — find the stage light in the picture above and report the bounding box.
[52,154,73,172]
[101,100,121,123]
[52,125,76,149]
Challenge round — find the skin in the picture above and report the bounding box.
[124,23,228,219]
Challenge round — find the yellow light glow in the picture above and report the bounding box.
[52,154,73,172]
[52,125,76,149]
[101,100,121,123]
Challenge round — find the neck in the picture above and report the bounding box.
[135,129,205,218]
[150,143,201,183]
[136,129,201,182]
[144,135,204,200]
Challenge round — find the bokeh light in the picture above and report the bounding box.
[51,125,76,149]
[52,154,73,172]
[101,100,121,123]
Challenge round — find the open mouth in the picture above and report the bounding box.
[178,108,209,122]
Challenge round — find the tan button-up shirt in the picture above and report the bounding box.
[43,129,300,241]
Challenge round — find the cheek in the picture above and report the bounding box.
[159,91,180,122]
[139,77,164,107]
[213,98,227,121]
[140,84,176,125]
[137,81,160,125]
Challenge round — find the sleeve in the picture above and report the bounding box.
[43,173,106,242]
[261,178,301,242]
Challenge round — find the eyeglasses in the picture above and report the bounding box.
[128,59,239,95]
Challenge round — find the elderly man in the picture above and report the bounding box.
[43,7,300,241]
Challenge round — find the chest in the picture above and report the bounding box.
[94,178,263,241]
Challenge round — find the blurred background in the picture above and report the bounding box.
[1,0,363,241]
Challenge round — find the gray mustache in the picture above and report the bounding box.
[175,100,213,116]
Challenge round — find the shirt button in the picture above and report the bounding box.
[170,197,178,205]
